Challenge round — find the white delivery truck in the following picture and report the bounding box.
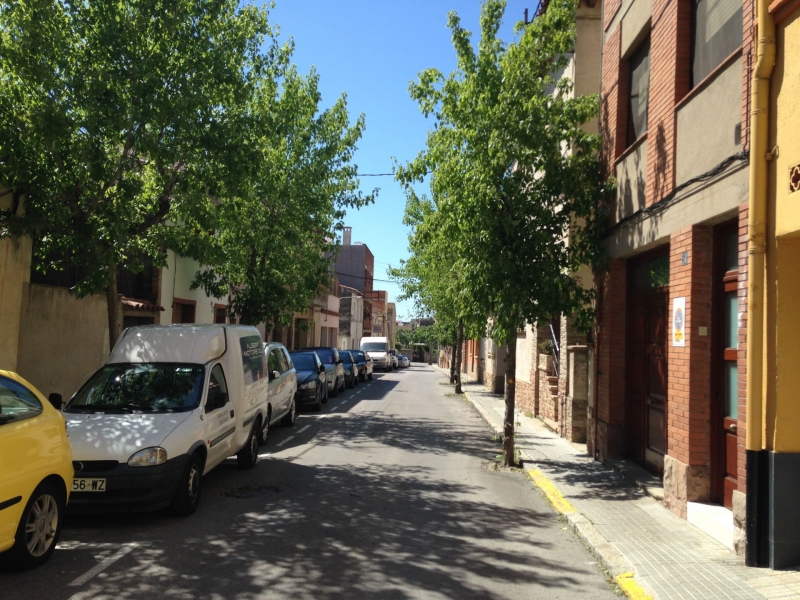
[360,336,393,372]
[63,325,296,516]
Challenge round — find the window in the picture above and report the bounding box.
[172,299,196,324]
[206,364,228,413]
[0,376,43,426]
[627,37,651,146]
[268,350,281,374]
[281,349,293,371]
[633,254,670,292]
[214,305,227,324]
[692,0,742,86]
[277,349,290,373]
[67,364,205,413]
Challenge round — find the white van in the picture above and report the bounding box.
[63,325,297,516]
[360,336,392,372]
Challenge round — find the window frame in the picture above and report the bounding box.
[205,363,229,414]
[690,0,743,88]
[626,35,651,147]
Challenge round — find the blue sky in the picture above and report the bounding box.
[268,0,536,320]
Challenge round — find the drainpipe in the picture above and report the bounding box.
[745,0,775,567]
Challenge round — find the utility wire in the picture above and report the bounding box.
[608,151,748,235]
[334,270,397,284]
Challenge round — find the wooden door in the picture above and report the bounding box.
[713,225,740,508]
[626,251,670,476]
[643,292,668,475]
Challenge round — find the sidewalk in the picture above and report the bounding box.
[436,368,800,600]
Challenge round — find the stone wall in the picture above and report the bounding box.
[563,346,590,442]
[538,354,557,427]
[17,282,110,401]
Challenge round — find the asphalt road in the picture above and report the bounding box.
[1,364,618,599]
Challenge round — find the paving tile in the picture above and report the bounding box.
[454,378,800,600]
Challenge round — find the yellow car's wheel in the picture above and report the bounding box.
[6,481,64,569]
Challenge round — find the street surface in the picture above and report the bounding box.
[1,365,617,599]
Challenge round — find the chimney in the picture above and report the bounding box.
[343,226,352,246]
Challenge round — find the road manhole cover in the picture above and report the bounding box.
[223,485,280,499]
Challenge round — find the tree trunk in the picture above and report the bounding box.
[503,330,517,467]
[450,338,457,383]
[287,317,295,351]
[454,318,464,394]
[106,266,121,352]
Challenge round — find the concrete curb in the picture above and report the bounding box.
[443,373,656,600]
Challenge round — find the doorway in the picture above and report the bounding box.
[712,222,739,509]
[626,250,670,476]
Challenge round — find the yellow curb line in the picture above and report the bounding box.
[526,471,651,599]
[615,572,653,600]
[526,469,576,514]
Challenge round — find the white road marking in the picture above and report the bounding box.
[56,542,122,551]
[297,424,311,433]
[68,543,138,587]
[258,453,271,458]
[276,435,295,447]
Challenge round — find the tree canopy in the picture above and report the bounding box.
[394,0,610,465]
[0,0,372,343]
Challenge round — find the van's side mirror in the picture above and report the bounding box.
[318,365,325,374]
[48,393,63,410]
[270,370,280,381]
[336,359,343,365]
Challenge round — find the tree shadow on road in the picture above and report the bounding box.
[47,460,605,600]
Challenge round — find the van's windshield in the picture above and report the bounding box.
[361,343,387,353]
[65,364,205,413]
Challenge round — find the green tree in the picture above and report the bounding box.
[187,60,374,326]
[399,0,610,465]
[0,0,276,347]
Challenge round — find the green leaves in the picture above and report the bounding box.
[0,0,372,332]
[0,0,275,295]
[182,55,374,326]
[396,0,610,344]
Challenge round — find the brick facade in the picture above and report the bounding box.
[737,205,748,491]
[591,259,628,462]
[601,26,626,179]
[646,0,692,205]
[663,225,714,516]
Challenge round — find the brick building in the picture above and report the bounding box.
[594,0,753,552]
[334,226,374,338]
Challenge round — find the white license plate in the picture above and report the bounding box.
[72,478,106,492]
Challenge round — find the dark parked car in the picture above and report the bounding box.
[300,347,345,397]
[290,351,328,411]
[339,350,359,389]
[350,350,373,382]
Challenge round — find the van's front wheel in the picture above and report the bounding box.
[171,453,203,517]
[237,421,259,470]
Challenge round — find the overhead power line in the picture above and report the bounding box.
[334,271,396,284]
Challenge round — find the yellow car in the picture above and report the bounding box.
[0,370,72,569]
